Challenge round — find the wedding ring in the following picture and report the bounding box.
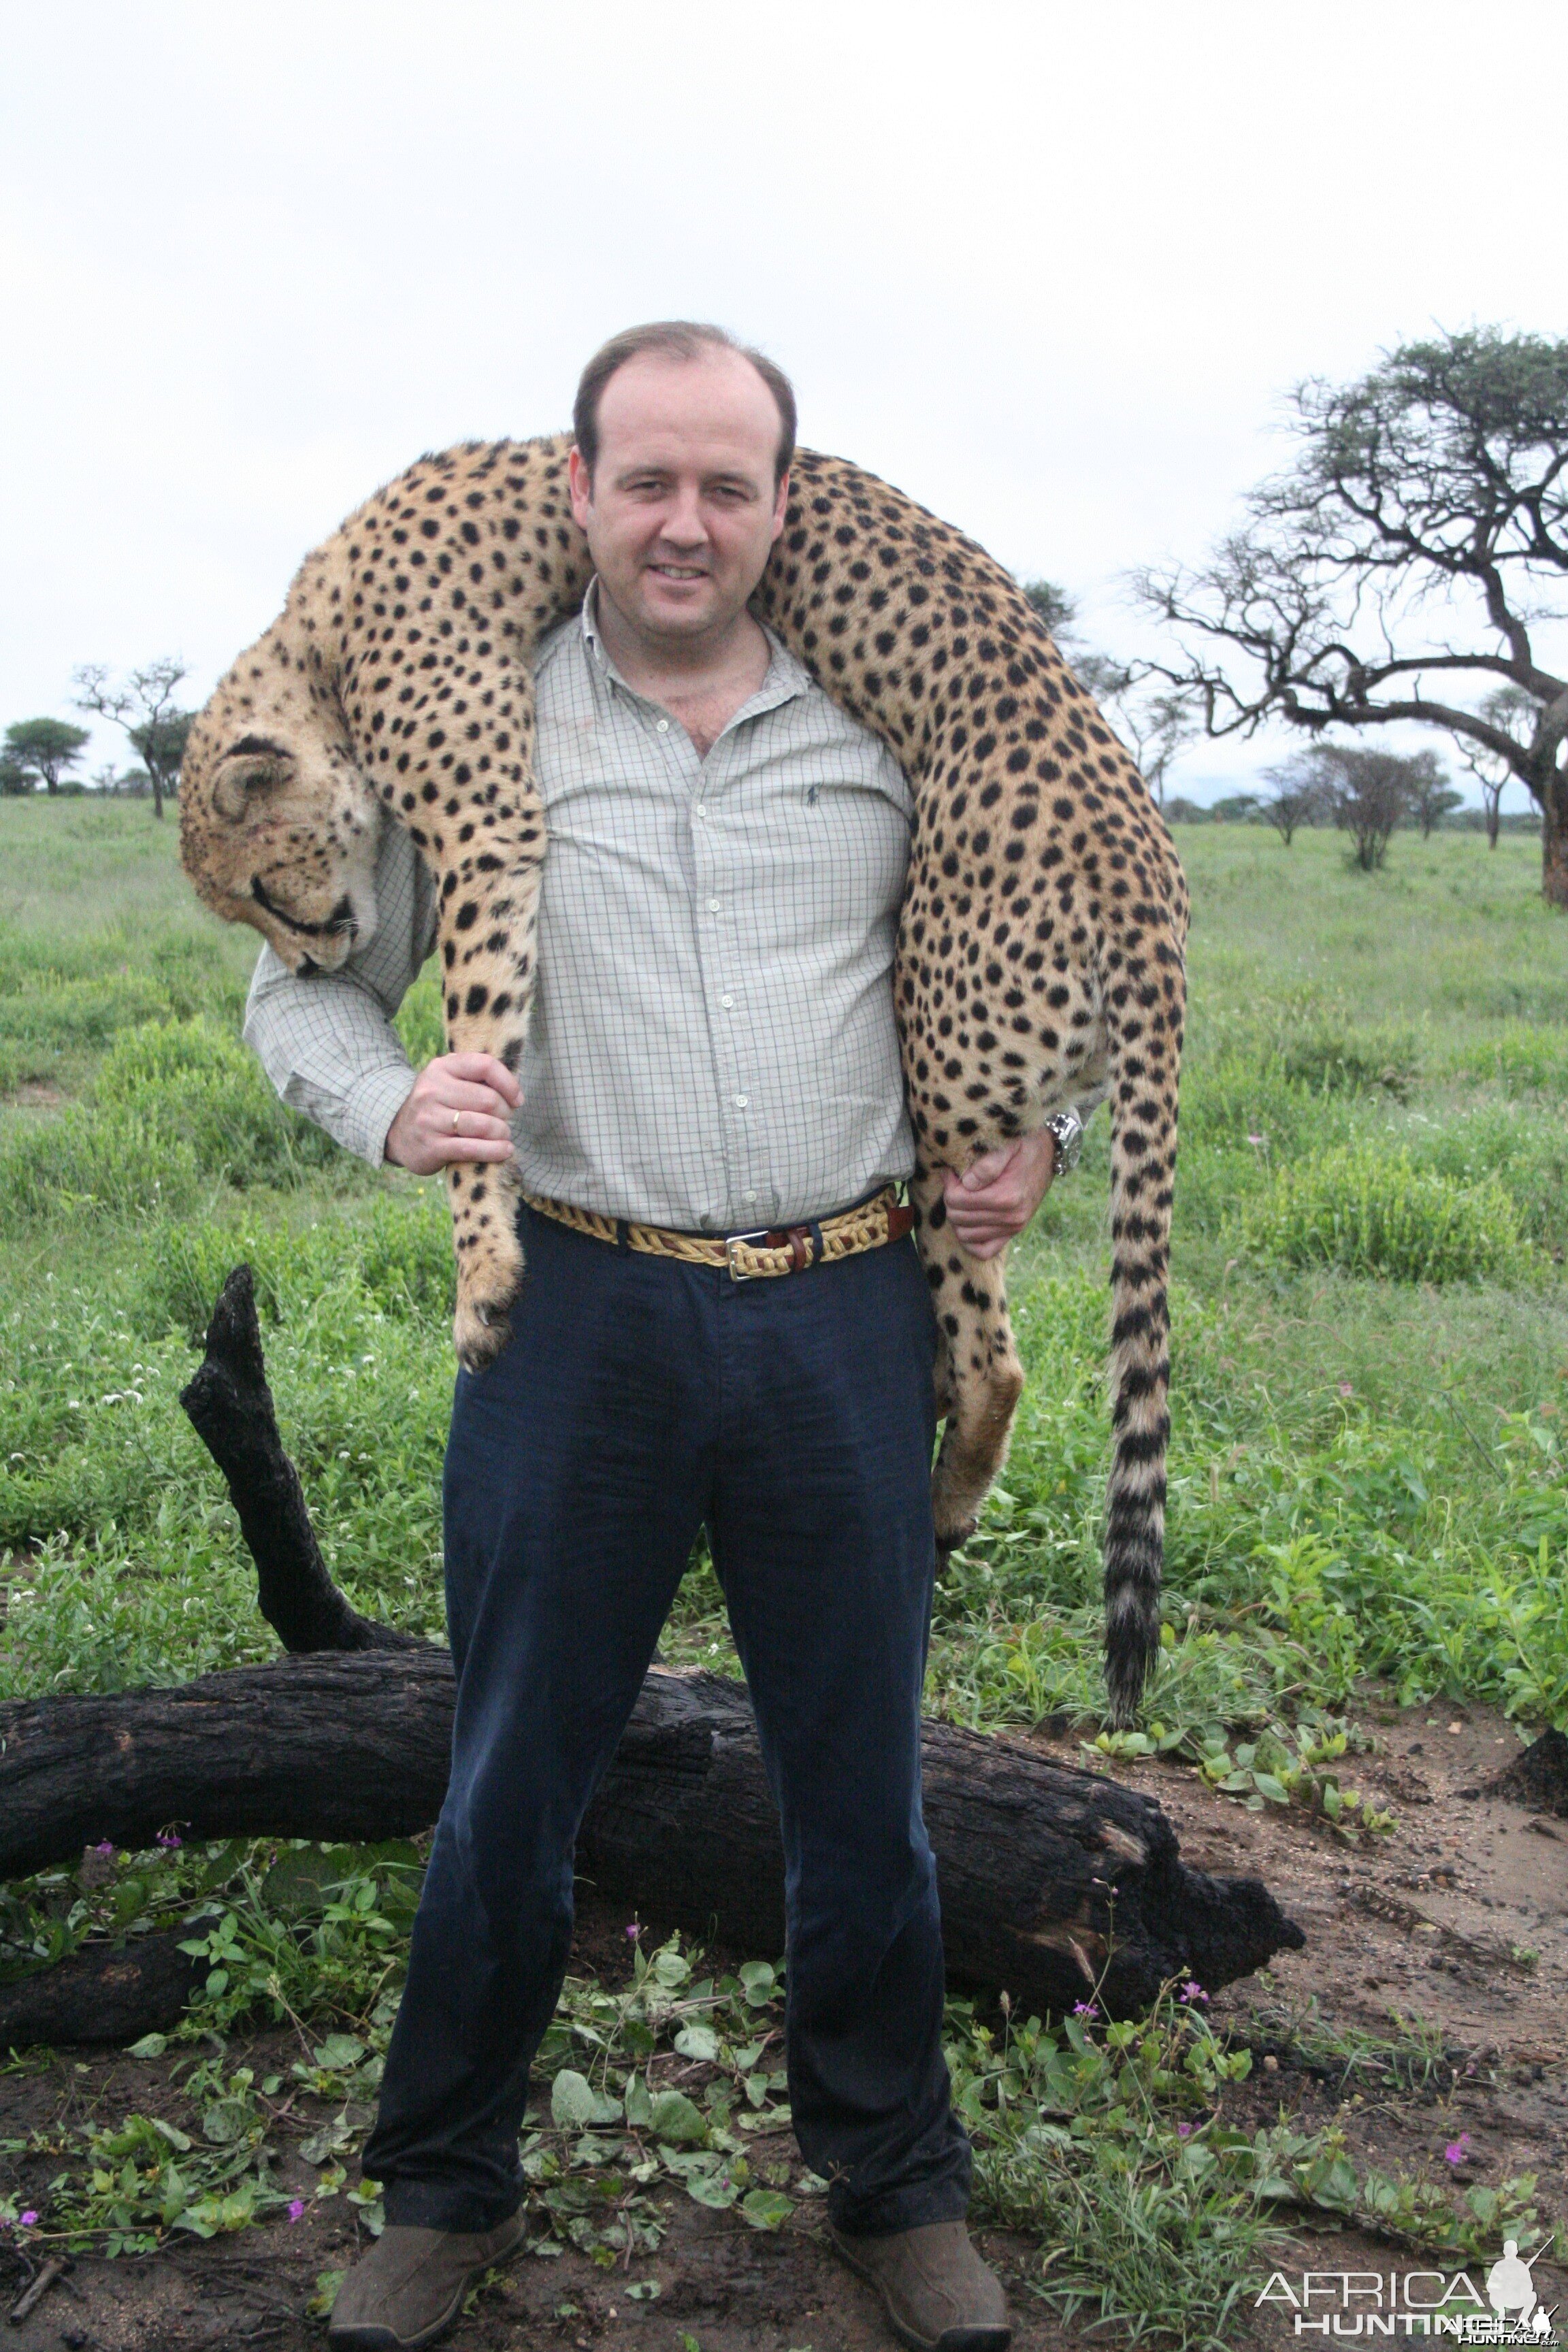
[451,1109,461,1133]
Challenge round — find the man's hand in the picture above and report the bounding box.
[385,1053,522,1175]
[943,1130,1056,1260]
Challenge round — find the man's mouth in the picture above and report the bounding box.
[647,563,708,583]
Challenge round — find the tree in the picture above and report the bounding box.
[1457,685,1533,847]
[1021,579,1194,808]
[130,711,193,808]
[72,658,191,820]
[3,717,91,794]
[1409,770,1465,838]
[1318,745,1422,871]
[1259,751,1329,845]
[0,753,34,796]
[1134,329,1568,904]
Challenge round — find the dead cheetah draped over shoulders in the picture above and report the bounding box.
[180,433,1190,1724]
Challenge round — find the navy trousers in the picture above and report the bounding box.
[361,1201,973,2238]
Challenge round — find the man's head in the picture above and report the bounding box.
[569,321,795,655]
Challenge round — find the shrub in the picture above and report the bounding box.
[0,1104,203,1226]
[93,1017,342,1188]
[393,968,445,1068]
[1405,1105,1568,1252]
[130,1190,455,1343]
[1239,1143,1526,1285]
[1452,1028,1568,1099]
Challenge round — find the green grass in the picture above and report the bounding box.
[1,804,1565,2336]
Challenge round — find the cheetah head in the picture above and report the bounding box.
[179,708,384,975]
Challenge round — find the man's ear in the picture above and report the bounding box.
[568,444,593,529]
[770,468,791,542]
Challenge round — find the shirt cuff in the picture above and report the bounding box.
[342,1062,419,1168]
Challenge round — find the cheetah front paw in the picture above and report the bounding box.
[451,1222,525,1375]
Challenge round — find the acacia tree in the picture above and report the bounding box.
[1134,329,1568,904]
[1321,745,1422,870]
[1022,580,1193,808]
[73,659,191,820]
[1258,753,1328,845]
[3,717,91,794]
[1457,685,1532,847]
[1399,752,1464,838]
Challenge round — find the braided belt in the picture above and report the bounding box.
[521,1183,915,1281]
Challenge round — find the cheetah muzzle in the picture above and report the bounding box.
[180,434,1190,1725]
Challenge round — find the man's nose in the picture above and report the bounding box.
[658,487,708,545]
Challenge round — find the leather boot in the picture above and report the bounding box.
[828,2218,1013,2350]
[327,2210,525,2349]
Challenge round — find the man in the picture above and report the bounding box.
[246,322,1071,2352]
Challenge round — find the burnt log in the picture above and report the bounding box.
[176,1266,419,1656]
[0,1267,1305,2035]
[0,1935,197,2051]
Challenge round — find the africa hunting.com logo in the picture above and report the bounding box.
[1256,2238,1558,2340]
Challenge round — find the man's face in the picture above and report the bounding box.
[568,348,789,650]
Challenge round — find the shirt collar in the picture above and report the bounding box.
[578,576,813,718]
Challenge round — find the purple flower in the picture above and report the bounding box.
[156,1831,182,1850]
[18,2211,38,2228]
[288,2200,306,2223]
[1338,1381,1354,1399]
[1443,2134,1472,2166]
[1247,1134,1265,1147]
[1072,2002,1098,2019]
[1180,1981,1209,2004]
[625,1923,641,1941]
[1178,2123,1192,2137]
[93,1841,115,1859]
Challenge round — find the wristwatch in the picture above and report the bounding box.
[1043,1109,1084,1177]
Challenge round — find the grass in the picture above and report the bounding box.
[1,806,1564,2335]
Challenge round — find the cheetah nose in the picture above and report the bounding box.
[296,953,320,978]
[328,896,355,932]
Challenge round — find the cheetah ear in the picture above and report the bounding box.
[213,747,290,821]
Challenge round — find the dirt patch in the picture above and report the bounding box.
[3,1690,1565,2349]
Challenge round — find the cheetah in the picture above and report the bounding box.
[180,434,1190,1723]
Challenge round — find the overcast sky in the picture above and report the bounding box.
[3,1,1563,804]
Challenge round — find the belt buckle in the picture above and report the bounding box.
[724,1229,769,1283]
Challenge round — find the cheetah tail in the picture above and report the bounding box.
[1100,1014,1181,1729]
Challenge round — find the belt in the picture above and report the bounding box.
[521,1183,915,1282]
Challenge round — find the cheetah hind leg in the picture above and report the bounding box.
[910,1163,1026,1561]
[447,1153,526,1374]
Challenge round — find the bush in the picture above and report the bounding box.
[1452,1028,1568,1099]
[0,1105,203,1227]
[130,1190,455,1343]
[93,1017,342,1188]
[0,1019,359,1227]
[1405,1105,1568,1252]
[1177,998,1420,1177]
[1239,1143,1526,1285]
[393,967,445,1067]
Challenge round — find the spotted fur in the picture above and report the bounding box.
[180,434,1189,1721]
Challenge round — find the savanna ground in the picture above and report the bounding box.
[1,800,1566,2350]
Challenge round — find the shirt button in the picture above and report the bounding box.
[656,718,670,733]
[733,1094,749,1109]
[719,993,734,1009]
[693,803,706,817]
[707,898,721,913]
[742,1189,758,1204]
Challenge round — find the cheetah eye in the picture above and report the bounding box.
[213,750,291,821]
